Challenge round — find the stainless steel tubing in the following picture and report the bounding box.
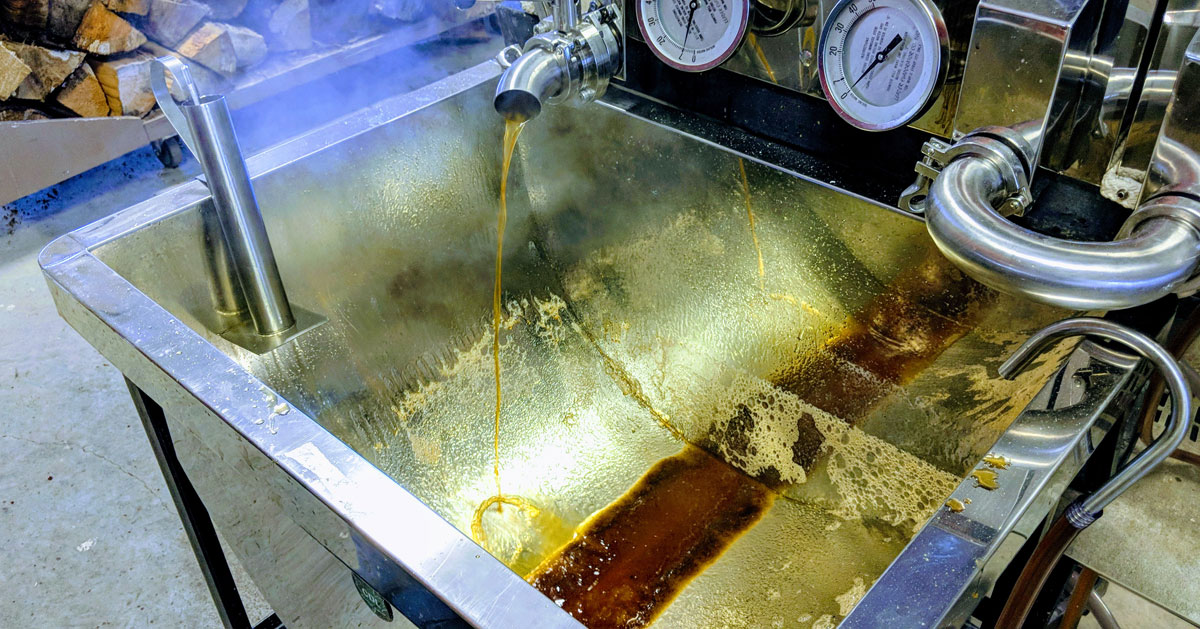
[999,317,1192,517]
[1087,590,1122,629]
[180,95,296,336]
[200,206,248,317]
[494,43,567,122]
[553,0,580,31]
[926,155,1200,310]
[1152,136,1200,199]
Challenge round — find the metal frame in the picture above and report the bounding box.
[126,377,284,629]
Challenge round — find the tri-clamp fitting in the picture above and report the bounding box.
[494,2,621,122]
[903,30,1200,312]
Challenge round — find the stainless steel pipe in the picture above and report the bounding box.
[494,43,567,122]
[494,4,620,122]
[552,0,580,31]
[180,95,296,336]
[1000,317,1192,517]
[926,153,1200,310]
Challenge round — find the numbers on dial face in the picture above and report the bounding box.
[638,0,749,72]
[818,0,945,130]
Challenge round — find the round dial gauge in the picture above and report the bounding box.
[817,0,948,131]
[637,0,751,72]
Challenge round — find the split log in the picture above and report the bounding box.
[213,21,266,68]
[243,0,311,51]
[201,0,246,20]
[1,0,50,29]
[73,2,147,54]
[176,21,235,74]
[91,52,155,115]
[48,0,92,41]
[0,107,50,120]
[144,0,210,45]
[308,0,368,44]
[104,0,149,15]
[1,41,85,100]
[0,45,32,101]
[55,62,109,116]
[176,20,268,75]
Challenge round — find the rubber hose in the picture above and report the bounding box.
[1137,309,1200,467]
[1059,566,1099,628]
[994,512,1086,628]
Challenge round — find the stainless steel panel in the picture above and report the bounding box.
[846,343,1137,628]
[1107,0,1200,197]
[708,0,977,137]
[953,0,1091,171]
[1054,0,1155,184]
[1141,28,1200,201]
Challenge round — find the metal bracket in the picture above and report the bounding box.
[125,378,279,629]
[899,137,953,215]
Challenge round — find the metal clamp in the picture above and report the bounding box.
[900,127,1033,216]
[1000,317,1193,522]
[496,44,523,69]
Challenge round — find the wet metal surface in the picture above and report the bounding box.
[44,62,1088,627]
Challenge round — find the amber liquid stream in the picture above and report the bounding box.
[494,119,525,498]
[470,120,532,555]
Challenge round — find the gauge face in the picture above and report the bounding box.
[817,0,947,131]
[637,0,750,72]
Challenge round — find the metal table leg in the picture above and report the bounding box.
[125,378,278,629]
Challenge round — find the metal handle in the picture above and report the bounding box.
[1000,317,1193,521]
[150,56,203,161]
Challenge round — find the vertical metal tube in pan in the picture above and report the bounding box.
[200,205,247,317]
[181,95,296,336]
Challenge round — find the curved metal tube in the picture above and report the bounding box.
[1000,317,1192,517]
[1151,135,1200,199]
[926,157,1200,310]
[494,46,567,122]
[1088,590,1122,629]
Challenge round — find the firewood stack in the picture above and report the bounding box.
[0,0,458,120]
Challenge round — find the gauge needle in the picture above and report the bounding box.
[680,0,700,59]
[851,34,904,88]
